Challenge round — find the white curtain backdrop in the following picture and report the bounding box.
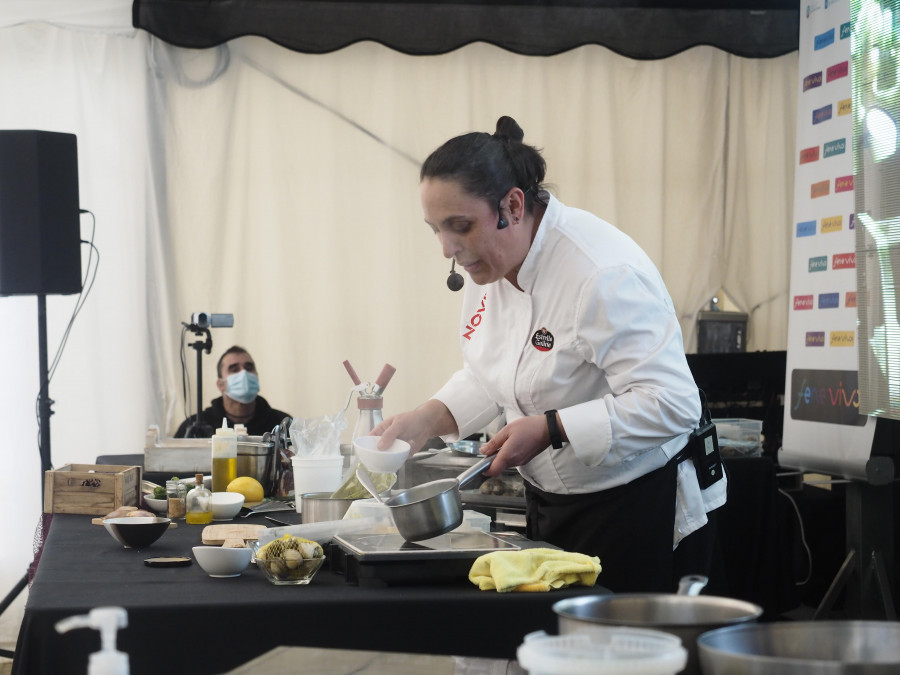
[0,0,797,645]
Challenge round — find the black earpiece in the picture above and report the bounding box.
[497,197,509,229]
[447,259,464,291]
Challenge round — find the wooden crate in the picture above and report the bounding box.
[43,464,141,515]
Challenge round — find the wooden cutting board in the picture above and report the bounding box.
[201,523,267,547]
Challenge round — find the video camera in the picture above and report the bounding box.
[190,312,234,329]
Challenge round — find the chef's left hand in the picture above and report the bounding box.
[478,414,558,477]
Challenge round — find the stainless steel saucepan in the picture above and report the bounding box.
[553,575,763,675]
[698,621,900,674]
[357,455,493,541]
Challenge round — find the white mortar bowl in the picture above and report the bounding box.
[353,435,411,473]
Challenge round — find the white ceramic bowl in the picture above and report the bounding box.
[353,435,411,474]
[211,491,245,520]
[192,545,252,578]
[144,496,168,514]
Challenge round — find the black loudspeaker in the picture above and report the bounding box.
[0,130,82,296]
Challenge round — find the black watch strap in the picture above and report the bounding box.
[544,409,563,449]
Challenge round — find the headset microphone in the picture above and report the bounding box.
[447,259,465,292]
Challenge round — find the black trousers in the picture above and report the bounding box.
[524,457,718,593]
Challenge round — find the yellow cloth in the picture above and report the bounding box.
[468,548,602,592]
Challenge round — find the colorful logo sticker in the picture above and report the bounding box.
[819,292,840,309]
[833,252,855,269]
[821,215,842,233]
[811,180,831,198]
[813,104,833,124]
[838,98,852,116]
[797,220,817,237]
[794,295,815,310]
[845,291,857,307]
[826,61,849,82]
[800,146,820,164]
[814,28,835,50]
[809,256,828,272]
[835,175,854,192]
[531,328,554,352]
[806,332,826,346]
[803,72,823,91]
[823,138,846,157]
[830,331,855,346]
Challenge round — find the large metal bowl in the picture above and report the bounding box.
[697,621,900,674]
[555,592,763,675]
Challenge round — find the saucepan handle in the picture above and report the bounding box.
[456,454,494,489]
[677,574,709,596]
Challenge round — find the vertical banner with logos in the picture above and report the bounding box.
[780,0,877,478]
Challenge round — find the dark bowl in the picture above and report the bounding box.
[103,517,171,549]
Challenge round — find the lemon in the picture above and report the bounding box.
[227,476,264,503]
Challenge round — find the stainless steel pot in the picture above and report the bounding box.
[697,621,900,674]
[237,436,276,496]
[300,492,357,523]
[554,578,763,675]
[373,455,493,541]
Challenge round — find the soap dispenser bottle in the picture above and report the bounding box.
[55,606,129,675]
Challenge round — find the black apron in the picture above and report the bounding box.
[524,451,717,593]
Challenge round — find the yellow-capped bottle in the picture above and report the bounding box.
[185,473,213,524]
[211,417,237,493]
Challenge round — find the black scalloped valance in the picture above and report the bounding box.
[132,1,799,59]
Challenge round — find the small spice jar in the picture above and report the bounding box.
[166,479,186,519]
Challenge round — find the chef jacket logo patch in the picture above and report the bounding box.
[532,328,554,352]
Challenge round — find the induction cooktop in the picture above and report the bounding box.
[333,530,522,562]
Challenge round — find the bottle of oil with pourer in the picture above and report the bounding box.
[185,473,213,524]
[211,417,237,493]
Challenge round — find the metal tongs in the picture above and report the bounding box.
[239,417,296,516]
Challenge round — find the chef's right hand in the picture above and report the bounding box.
[371,399,458,454]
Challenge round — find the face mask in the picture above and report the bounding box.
[224,370,260,404]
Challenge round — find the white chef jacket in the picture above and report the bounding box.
[434,194,727,546]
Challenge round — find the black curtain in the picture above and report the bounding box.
[132,1,799,59]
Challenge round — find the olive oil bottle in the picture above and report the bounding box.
[185,473,213,524]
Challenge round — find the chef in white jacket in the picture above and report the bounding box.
[374,116,727,592]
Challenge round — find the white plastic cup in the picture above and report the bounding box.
[291,456,344,513]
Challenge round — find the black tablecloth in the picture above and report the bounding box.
[13,512,602,675]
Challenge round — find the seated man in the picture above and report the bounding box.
[175,345,291,437]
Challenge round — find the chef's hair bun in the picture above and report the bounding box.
[494,116,525,143]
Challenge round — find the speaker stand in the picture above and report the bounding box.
[814,479,896,619]
[37,294,53,477]
[0,295,55,656]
